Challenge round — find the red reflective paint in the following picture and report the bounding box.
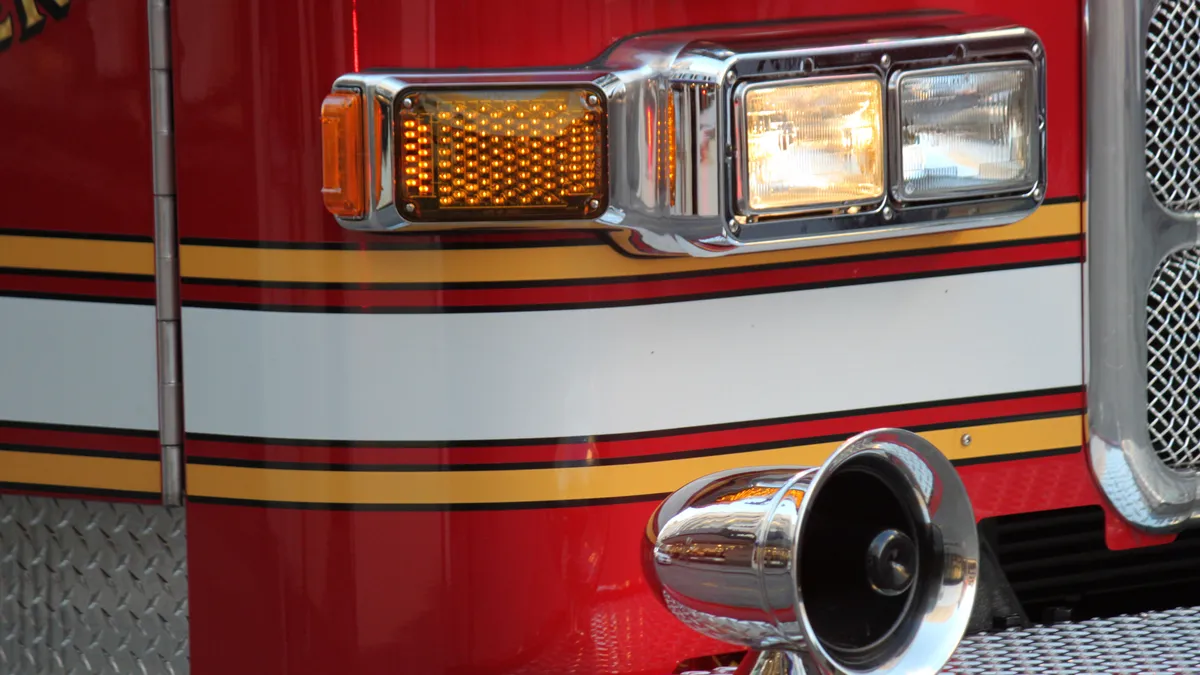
[172,0,1082,245]
[0,1,153,238]
[171,1,1089,673]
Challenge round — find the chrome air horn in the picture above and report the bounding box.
[645,429,978,675]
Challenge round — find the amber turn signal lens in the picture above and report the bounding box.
[320,91,365,218]
[396,87,607,221]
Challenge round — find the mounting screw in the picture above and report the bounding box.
[1037,114,1047,130]
[728,219,741,236]
[881,205,895,221]
[586,93,600,108]
[1032,186,1044,200]
[880,54,891,69]
[404,203,416,213]
[961,433,972,447]
[1031,43,1042,57]
[587,198,601,210]
[725,70,737,84]
[402,97,414,109]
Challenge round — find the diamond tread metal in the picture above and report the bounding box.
[1146,0,1200,212]
[944,607,1200,674]
[0,495,189,675]
[1147,247,1200,470]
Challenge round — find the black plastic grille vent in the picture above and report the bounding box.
[981,506,1200,624]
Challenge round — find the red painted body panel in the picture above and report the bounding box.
[172,0,1081,245]
[0,0,153,238]
[170,2,1089,673]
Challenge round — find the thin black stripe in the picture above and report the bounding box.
[0,419,159,438]
[186,409,1084,472]
[181,234,1083,290]
[952,445,1081,467]
[0,267,154,282]
[180,234,605,251]
[1041,195,1082,206]
[180,255,1083,314]
[187,492,668,511]
[186,385,1084,448]
[0,228,153,243]
[0,291,155,305]
[0,482,160,501]
[0,443,158,462]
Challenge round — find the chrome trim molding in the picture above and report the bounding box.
[645,429,978,675]
[330,17,1046,257]
[1086,0,1200,532]
[148,0,183,506]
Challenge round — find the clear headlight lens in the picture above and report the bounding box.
[741,76,884,213]
[896,63,1038,201]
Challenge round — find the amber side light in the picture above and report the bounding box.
[320,91,365,218]
[396,87,607,222]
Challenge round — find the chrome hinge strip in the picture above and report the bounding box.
[148,0,183,507]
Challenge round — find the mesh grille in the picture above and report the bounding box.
[1146,0,1200,212]
[1147,248,1200,470]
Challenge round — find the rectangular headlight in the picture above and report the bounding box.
[895,62,1038,201]
[738,76,884,214]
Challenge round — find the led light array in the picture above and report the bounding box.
[396,89,605,221]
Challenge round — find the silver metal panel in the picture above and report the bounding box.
[0,495,189,675]
[944,607,1200,674]
[1086,0,1200,532]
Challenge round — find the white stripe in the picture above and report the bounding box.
[0,298,159,431]
[182,264,1083,441]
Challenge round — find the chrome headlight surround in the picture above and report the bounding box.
[328,15,1046,257]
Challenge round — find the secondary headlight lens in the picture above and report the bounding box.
[741,76,884,213]
[896,63,1038,201]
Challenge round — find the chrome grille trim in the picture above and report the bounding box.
[1147,248,1200,470]
[1145,0,1200,212]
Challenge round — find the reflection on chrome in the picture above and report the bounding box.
[644,429,978,675]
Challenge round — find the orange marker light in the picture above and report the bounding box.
[396,87,607,222]
[320,91,365,218]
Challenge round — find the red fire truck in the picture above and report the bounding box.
[3,0,1200,673]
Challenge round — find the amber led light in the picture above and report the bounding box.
[320,91,365,218]
[396,87,607,221]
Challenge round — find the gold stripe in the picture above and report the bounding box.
[187,416,1082,505]
[0,450,160,493]
[0,203,1079,284]
[179,203,1079,284]
[0,236,154,276]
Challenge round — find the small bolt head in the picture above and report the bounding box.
[404,202,416,213]
[1031,43,1042,56]
[880,53,891,69]
[586,93,600,108]
[725,70,737,84]
[881,205,895,221]
[961,433,972,447]
[402,97,414,109]
[1032,186,1044,200]
[728,219,741,236]
[587,198,601,210]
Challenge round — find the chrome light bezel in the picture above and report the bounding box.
[327,16,1047,257]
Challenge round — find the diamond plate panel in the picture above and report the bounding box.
[1146,0,1200,212]
[1147,247,1200,470]
[945,607,1200,674]
[0,495,189,675]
